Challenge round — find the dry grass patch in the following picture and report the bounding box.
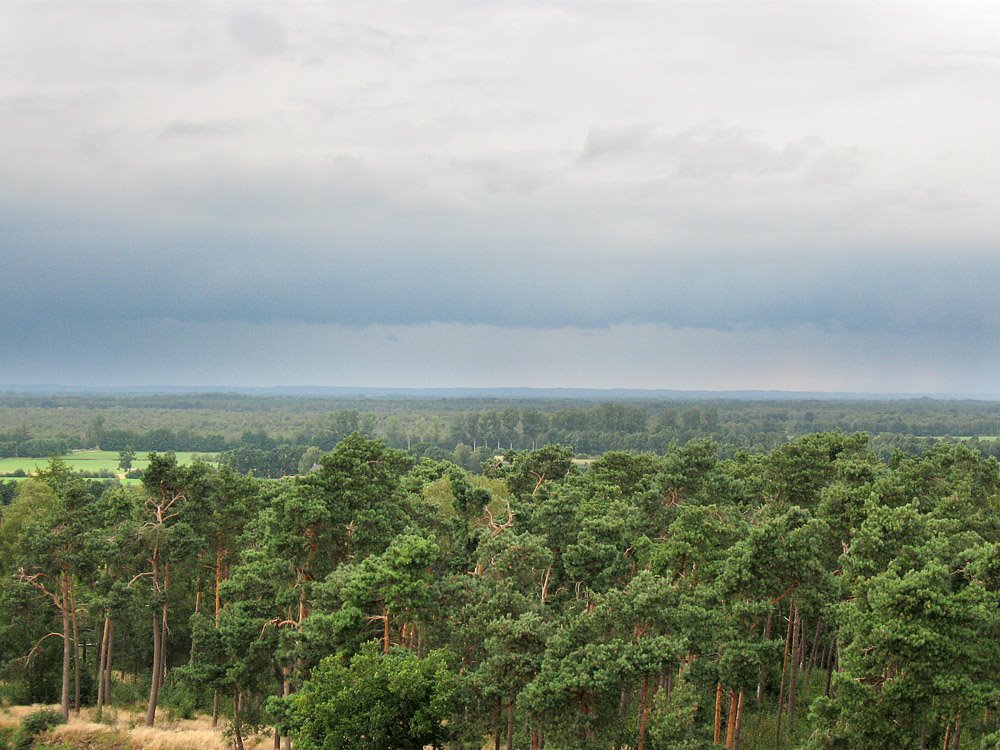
[127,725,229,750]
[0,705,274,750]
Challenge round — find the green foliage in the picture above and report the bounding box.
[288,644,457,750]
[647,681,711,750]
[12,709,64,750]
[0,426,998,749]
[981,731,1000,749]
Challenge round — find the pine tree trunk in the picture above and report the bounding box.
[637,675,651,750]
[282,668,292,750]
[951,713,962,750]
[775,599,794,746]
[758,608,774,706]
[506,702,514,750]
[95,614,111,718]
[145,610,162,726]
[213,551,223,728]
[157,603,168,690]
[60,573,71,720]
[733,690,745,750]
[146,543,162,727]
[70,578,81,714]
[725,690,738,749]
[808,621,822,676]
[714,682,724,744]
[494,701,502,750]
[104,620,114,703]
[787,606,802,738]
[215,543,223,625]
[158,563,170,690]
[383,607,391,655]
[824,632,836,697]
[233,689,246,750]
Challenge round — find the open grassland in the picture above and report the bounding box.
[0,705,271,750]
[0,451,218,477]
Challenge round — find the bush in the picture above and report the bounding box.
[76,470,115,478]
[288,643,458,750]
[157,679,199,720]
[0,679,29,707]
[12,708,64,750]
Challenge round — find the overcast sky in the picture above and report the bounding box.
[3,2,1000,392]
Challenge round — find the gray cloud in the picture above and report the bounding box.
[580,124,860,184]
[228,10,290,57]
[160,119,248,138]
[3,2,1000,389]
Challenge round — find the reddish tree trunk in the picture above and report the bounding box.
[733,690,745,750]
[383,608,391,654]
[725,690,738,749]
[637,675,651,750]
[714,682,724,744]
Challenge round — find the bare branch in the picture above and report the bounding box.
[483,497,515,538]
[20,632,65,665]
[128,571,154,587]
[17,570,63,608]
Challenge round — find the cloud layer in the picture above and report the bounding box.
[3,2,999,389]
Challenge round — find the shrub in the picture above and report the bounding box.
[289,643,458,750]
[12,708,64,750]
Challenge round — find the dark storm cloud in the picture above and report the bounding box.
[1,193,996,340]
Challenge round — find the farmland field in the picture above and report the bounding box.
[0,450,218,477]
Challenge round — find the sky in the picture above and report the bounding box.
[2,2,1000,392]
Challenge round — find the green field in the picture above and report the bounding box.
[0,450,218,478]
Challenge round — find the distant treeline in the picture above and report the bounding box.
[5,395,1000,474]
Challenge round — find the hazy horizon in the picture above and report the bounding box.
[4,383,1000,403]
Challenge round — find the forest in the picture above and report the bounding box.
[5,392,1000,477]
[0,429,997,749]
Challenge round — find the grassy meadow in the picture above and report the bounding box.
[0,451,218,479]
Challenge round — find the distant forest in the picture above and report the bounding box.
[3,393,1000,479]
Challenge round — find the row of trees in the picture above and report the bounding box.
[9,394,1000,462]
[1,433,998,748]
